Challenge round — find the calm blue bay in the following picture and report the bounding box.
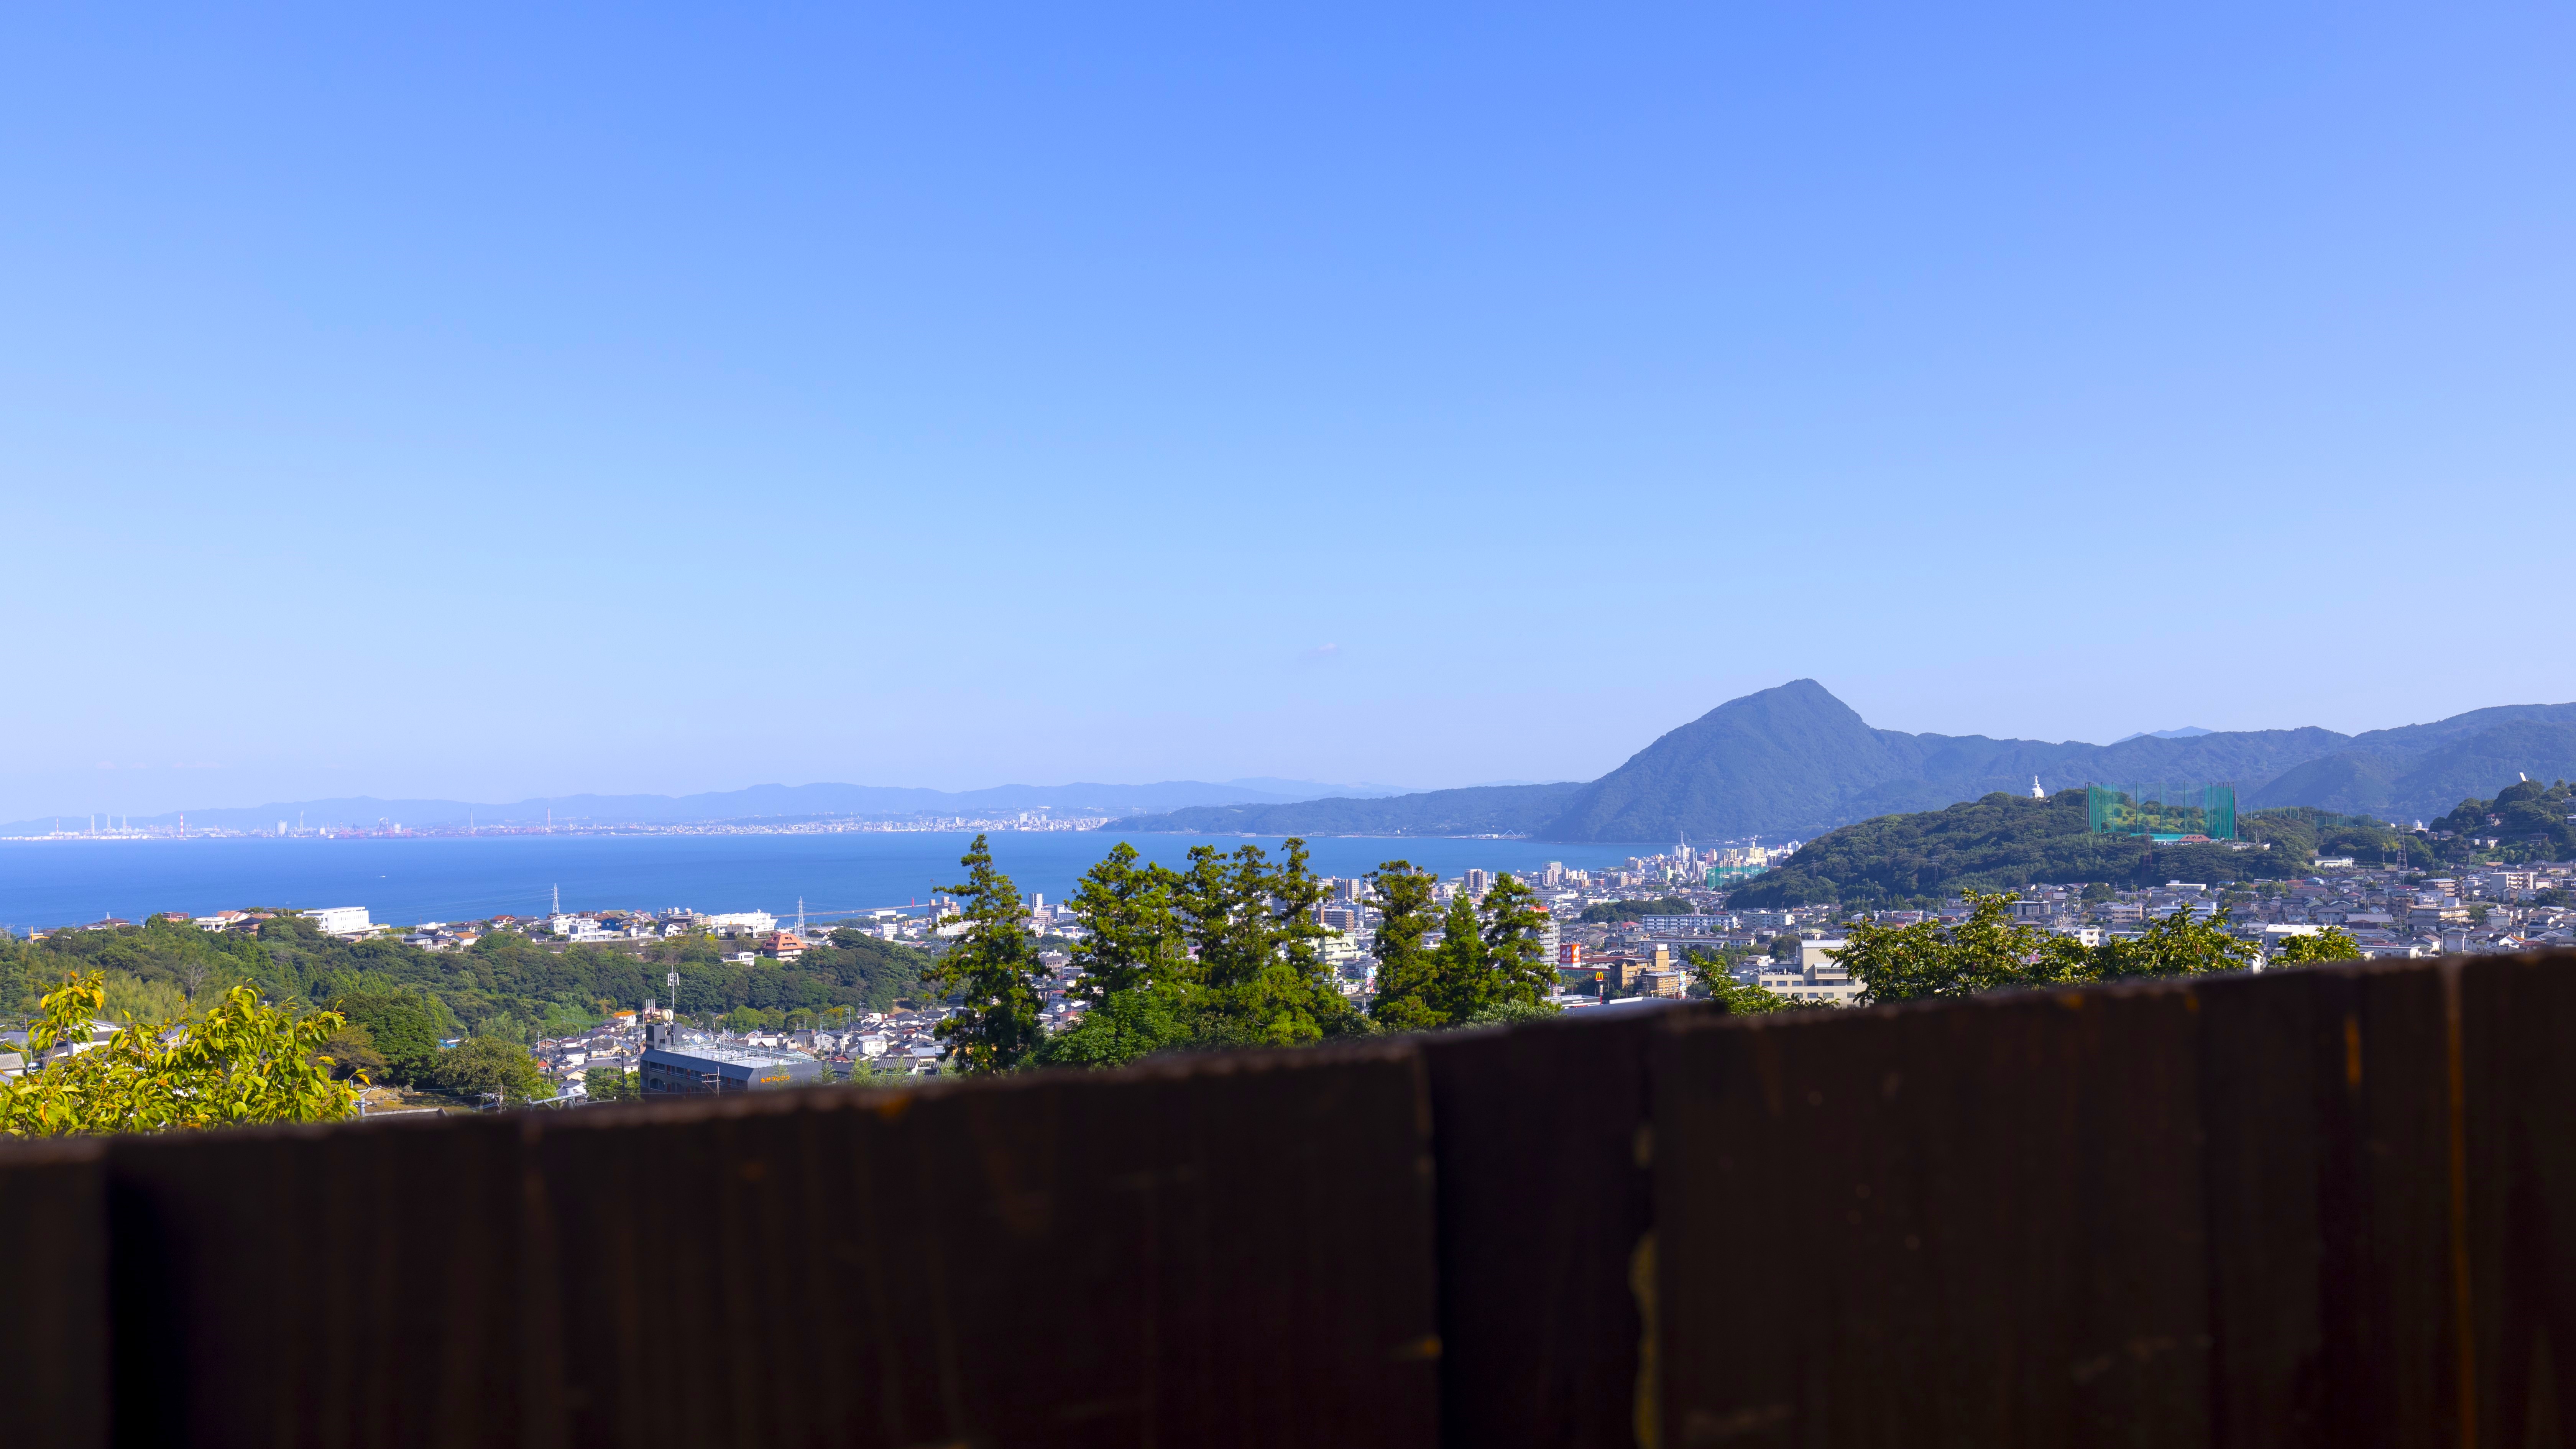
[0,833,1662,933]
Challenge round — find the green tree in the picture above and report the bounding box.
[1209,838,1347,1046]
[2091,904,2257,979]
[1042,837,1359,1065]
[583,1066,638,1102]
[316,1019,386,1081]
[926,835,1048,1074]
[1068,843,1188,1004]
[431,1037,550,1106]
[1035,988,1194,1068]
[1837,891,2090,1005]
[1704,977,1816,1015]
[1428,892,1491,1022]
[1038,841,1197,1068]
[332,989,445,1084]
[1577,895,1697,924]
[2271,926,2363,966]
[1457,999,1560,1028]
[2,972,362,1136]
[1365,862,1447,1030]
[100,973,189,1025]
[1478,874,1558,1011]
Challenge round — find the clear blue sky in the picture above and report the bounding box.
[7,2,2571,820]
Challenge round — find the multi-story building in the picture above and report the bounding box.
[1640,915,1718,936]
[1758,950,1862,1007]
[305,906,371,936]
[638,1023,822,1095]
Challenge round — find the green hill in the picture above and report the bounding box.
[1724,790,2334,907]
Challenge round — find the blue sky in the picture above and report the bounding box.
[6,1,2571,819]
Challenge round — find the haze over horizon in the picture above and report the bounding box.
[7,3,2571,823]
[21,684,2574,828]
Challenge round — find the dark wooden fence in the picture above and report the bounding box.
[5,951,2572,1447]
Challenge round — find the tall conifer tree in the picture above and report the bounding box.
[1365,862,1446,1030]
[1065,841,1186,1005]
[926,835,1047,1073]
[1477,872,1556,1009]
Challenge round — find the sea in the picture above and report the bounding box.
[0,832,1665,933]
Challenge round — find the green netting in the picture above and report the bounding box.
[2086,783,2237,841]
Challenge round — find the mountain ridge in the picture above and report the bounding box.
[0,777,1405,836]
[1110,682,2576,842]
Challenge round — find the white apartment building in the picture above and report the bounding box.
[305,906,371,936]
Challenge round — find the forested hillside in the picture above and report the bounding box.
[2243,721,2576,820]
[1725,791,2316,907]
[0,913,933,1046]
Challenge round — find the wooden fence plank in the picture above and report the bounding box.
[532,1042,1440,1449]
[0,1138,108,1449]
[2197,959,2464,1449]
[1654,984,2210,1449]
[2457,949,2576,1449]
[105,1114,547,1449]
[1422,1003,1713,1449]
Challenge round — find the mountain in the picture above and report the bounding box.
[2241,719,2576,821]
[0,778,1384,836]
[1112,682,2576,843]
[2113,726,2215,743]
[1541,680,1916,842]
[1543,682,2363,841]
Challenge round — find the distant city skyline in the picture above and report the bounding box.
[7,3,2571,823]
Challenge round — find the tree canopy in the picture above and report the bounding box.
[1364,865,1557,1032]
[0,908,935,1060]
[1578,896,1695,923]
[2431,778,2576,858]
[1824,890,2351,1007]
[1035,838,1369,1067]
[925,834,1049,1074]
[1,971,361,1137]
